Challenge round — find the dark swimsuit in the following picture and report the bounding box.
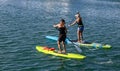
[77,18,84,32]
[58,27,66,42]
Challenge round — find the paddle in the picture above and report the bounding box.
[66,37,82,53]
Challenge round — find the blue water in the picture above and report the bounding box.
[0,0,120,71]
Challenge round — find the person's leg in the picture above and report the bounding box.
[62,41,66,53]
[80,26,84,43]
[57,41,62,53]
[77,26,84,43]
[79,31,83,43]
[77,30,81,43]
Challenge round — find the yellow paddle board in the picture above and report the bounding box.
[36,46,86,59]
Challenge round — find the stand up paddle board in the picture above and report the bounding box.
[36,46,86,59]
[45,36,111,49]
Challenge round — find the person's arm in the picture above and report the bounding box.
[53,24,59,28]
[69,20,77,26]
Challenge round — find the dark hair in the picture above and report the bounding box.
[61,19,65,23]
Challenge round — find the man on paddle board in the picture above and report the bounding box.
[69,12,84,43]
[53,19,67,54]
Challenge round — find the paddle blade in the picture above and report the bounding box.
[66,37,82,53]
[74,45,82,53]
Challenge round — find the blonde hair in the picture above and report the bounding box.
[75,12,80,17]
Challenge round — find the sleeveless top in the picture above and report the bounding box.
[76,18,84,27]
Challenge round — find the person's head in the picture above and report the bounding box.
[75,12,80,18]
[60,19,65,24]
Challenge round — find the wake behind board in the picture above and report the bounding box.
[36,46,86,59]
[45,36,111,49]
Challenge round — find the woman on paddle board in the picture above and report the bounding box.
[69,12,84,43]
[53,19,67,54]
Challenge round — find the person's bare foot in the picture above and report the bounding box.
[62,50,67,54]
[58,50,62,54]
[78,40,81,43]
[78,40,83,43]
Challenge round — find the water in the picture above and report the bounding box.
[0,0,120,71]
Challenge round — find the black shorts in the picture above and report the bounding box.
[58,34,66,42]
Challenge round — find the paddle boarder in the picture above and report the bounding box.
[69,12,84,43]
[53,19,67,54]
